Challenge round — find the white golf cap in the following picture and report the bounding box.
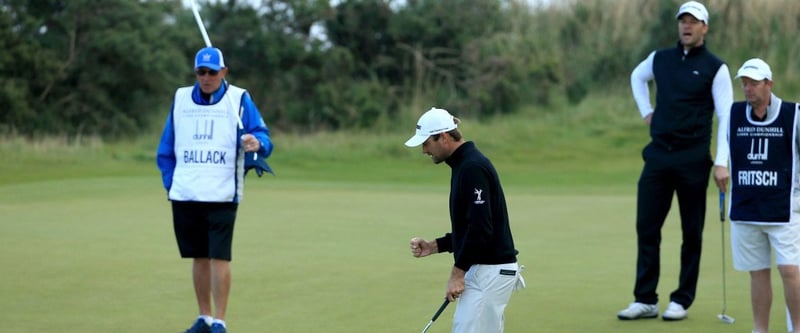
[675,1,709,23]
[404,107,458,147]
[735,58,772,81]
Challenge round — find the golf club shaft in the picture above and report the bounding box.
[421,299,450,333]
[431,298,450,322]
[719,190,728,314]
[191,0,212,47]
[420,321,434,333]
[192,1,252,150]
[717,191,735,323]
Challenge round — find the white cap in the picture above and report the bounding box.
[675,1,709,23]
[735,58,772,81]
[404,107,458,147]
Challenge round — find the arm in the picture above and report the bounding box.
[240,92,273,158]
[409,236,465,300]
[631,51,656,121]
[446,266,466,301]
[712,64,734,167]
[795,103,800,201]
[409,232,456,257]
[712,64,734,191]
[155,105,176,192]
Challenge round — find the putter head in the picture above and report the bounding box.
[717,313,735,324]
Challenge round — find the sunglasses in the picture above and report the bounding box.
[195,69,219,76]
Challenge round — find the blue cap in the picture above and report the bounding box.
[194,47,226,71]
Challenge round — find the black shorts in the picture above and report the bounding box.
[172,201,238,261]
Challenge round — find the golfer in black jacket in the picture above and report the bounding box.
[405,107,524,333]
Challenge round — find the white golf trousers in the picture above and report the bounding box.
[452,262,524,333]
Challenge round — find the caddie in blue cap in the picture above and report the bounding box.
[156,46,273,333]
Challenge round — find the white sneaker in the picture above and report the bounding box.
[662,301,688,321]
[617,302,659,320]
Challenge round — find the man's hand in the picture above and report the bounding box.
[643,112,653,125]
[446,266,466,302]
[713,165,729,192]
[241,134,260,152]
[410,237,437,258]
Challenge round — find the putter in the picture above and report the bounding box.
[421,298,450,333]
[717,191,735,324]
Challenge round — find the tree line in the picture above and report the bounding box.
[2,0,799,139]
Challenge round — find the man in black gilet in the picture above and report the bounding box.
[619,1,734,321]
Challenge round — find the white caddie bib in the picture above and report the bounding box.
[168,85,246,202]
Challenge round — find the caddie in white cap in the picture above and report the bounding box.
[727,57,800,333]
[404,107,524,333]
[735,58,772,82]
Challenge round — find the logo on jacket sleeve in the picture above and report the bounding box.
[474,188,485,204]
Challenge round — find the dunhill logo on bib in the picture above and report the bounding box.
[747,138,768,162]
[194,119,214,140]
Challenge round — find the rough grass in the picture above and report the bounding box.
[0,90,647,191]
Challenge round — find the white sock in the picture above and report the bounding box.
[212,319,226,328]
[199,315,213,326]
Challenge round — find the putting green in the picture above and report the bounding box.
[0,177,783,332]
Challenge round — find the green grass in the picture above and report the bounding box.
[0,92,789,332]
[0,176,783,332]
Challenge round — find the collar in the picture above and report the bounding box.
[747,93,781,122]
[445,141,475,168]
[192,80,228,105]
[675,40,707,57]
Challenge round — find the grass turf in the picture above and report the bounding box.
[0,91,784,332]
[0,174,785,332]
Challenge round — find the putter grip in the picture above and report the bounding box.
[719,191,725,222]
[431,299,450,321]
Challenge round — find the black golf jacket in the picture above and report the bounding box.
[435,141,518,271]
